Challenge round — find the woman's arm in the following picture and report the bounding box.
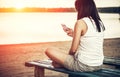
[69,20,87,55]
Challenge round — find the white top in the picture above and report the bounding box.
[77,17,104,66]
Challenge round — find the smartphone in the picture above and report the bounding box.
[61,24,68,30]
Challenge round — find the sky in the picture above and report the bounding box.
[0,0,119,8]
[0,0,74,8]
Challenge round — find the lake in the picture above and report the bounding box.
[0,12,120,44]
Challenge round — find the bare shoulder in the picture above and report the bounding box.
[75,19,87,29]
[75,19,88,35]
[76,19,86,26]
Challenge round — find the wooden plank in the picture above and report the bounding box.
[104,57,120,68]
[25,60,120,77]
[25,61,100,77]
[25,57,120,77]
[92,69,120,77]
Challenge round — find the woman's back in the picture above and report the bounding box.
[77,17,104,66]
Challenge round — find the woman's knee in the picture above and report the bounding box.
[45,47,54,56]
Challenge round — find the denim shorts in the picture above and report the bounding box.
[63,55,102,72]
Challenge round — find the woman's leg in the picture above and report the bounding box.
[45,47,68,66]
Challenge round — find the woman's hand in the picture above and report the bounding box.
[69,50,76,55]
[61,24,73,37]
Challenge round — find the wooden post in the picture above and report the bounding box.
[34,66,45,77]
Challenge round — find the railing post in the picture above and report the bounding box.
[34,66,45,77]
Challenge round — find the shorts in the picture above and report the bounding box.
[63,55,102,72]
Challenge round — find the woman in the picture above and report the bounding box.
[45,0,105,72]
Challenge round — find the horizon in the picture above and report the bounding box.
[0,7,119,13]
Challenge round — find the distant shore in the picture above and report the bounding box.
[0,7,119,13]
[0,38,119,46]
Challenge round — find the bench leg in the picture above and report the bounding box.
[34,66,45,77]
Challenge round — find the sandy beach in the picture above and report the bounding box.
[0,38,120,77]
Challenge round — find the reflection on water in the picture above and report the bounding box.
[0,13,120,44]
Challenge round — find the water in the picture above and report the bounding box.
[0,12,120,44]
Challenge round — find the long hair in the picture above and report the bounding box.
[75,0,105,32]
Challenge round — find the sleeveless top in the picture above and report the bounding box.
[76,17,104,66]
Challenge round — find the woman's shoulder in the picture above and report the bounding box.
[76,17,90,27]
[76,19,86,27]
[75,18,88,34]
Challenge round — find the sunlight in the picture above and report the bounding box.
[15,3,25,10]
[0,0,74,8]
[0,0,119,8]
[14,0,26,10]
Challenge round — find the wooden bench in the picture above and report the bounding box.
[25,57,120,77]
[104,57,120,69]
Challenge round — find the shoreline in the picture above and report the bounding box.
[0,37,120,46]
